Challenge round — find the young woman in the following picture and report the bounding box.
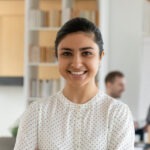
[14,18,135,150]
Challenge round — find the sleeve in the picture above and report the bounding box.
[107,103,135,150]
[14,102,39,150]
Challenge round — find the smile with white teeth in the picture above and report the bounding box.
[68,70,87,75]
[71,71,84,75]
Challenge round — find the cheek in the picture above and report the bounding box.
[116,85,121,91]
[112,84,117,90]
[57,58,68,73]
[89,59,100,71]
[57,58,64,69]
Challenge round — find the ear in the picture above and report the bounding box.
[99,51,104,60]
[106,82,111,88]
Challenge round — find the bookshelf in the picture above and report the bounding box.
[30,27,60,31]
[25,0,100,105]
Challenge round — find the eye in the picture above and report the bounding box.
[82,51,93,56]
[61,51,72,56]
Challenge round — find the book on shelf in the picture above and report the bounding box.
[30,45,56,63]
[49,10,61,27]
[29,45,40,63]
[30,9,61,28]
[40,46,56,63]
[41,80,51,97]
[37,80,42,97]
[51,79,60,95]
[62,8,72,24]
[30,9,48,28]
[45,47,56,63]
[72,10,97,25]
[30,78,60,98]
[40,47,46,63]
[31,79,37,97]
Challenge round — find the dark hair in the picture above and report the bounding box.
[55,17,104,57]
[105,71,124,84]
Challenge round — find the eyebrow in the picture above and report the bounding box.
[60,47,94,51]
[79,47,94,51]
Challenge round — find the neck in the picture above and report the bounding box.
[106,89,112,97]
[63,81,99,104]
[106,89,118,99]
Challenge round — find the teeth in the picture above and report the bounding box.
[71,71,85,75]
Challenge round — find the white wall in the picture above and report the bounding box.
[99,0,110,90]
[138,37,150,120]
[138,2,150,121]
[0,86,25,136]
[108,0,143,119]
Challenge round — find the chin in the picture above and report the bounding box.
[116,95,122,99]
[67,79,91,87]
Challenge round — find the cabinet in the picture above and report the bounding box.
[25,0,100,105]
[0,1,24,77]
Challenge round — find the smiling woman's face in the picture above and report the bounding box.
[57,32,103,87]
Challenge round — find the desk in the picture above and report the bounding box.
[0,137,15,150]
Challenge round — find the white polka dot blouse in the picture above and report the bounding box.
[14,90,135,150]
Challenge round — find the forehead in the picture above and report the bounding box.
[58,32,96,48]
[64,31,95,39]
[114,76,125,83]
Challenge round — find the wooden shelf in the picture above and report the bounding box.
[29,62,58,66]
[30,27,60,31]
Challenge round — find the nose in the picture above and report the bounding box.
[71,55,83,69]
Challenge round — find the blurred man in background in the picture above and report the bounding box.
[105,71,126,99]
[105,71,150,142]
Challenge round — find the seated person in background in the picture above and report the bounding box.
[146,106,150,126]
[105,71,125,99]
[134,106,150,142]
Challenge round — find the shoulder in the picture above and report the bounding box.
[26,91,62,112]
[99,91,128,109]
[104,95,133,126]
[99,91,132,118]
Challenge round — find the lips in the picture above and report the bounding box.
[67,70,87,76]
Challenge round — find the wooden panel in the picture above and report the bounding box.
[39,30,57,47]
[0,0,24,77]
[0,1,24,15]
[38,66,60,80]
[0,16,24,76]
[40,0,62,11]
[74,0,98,10]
